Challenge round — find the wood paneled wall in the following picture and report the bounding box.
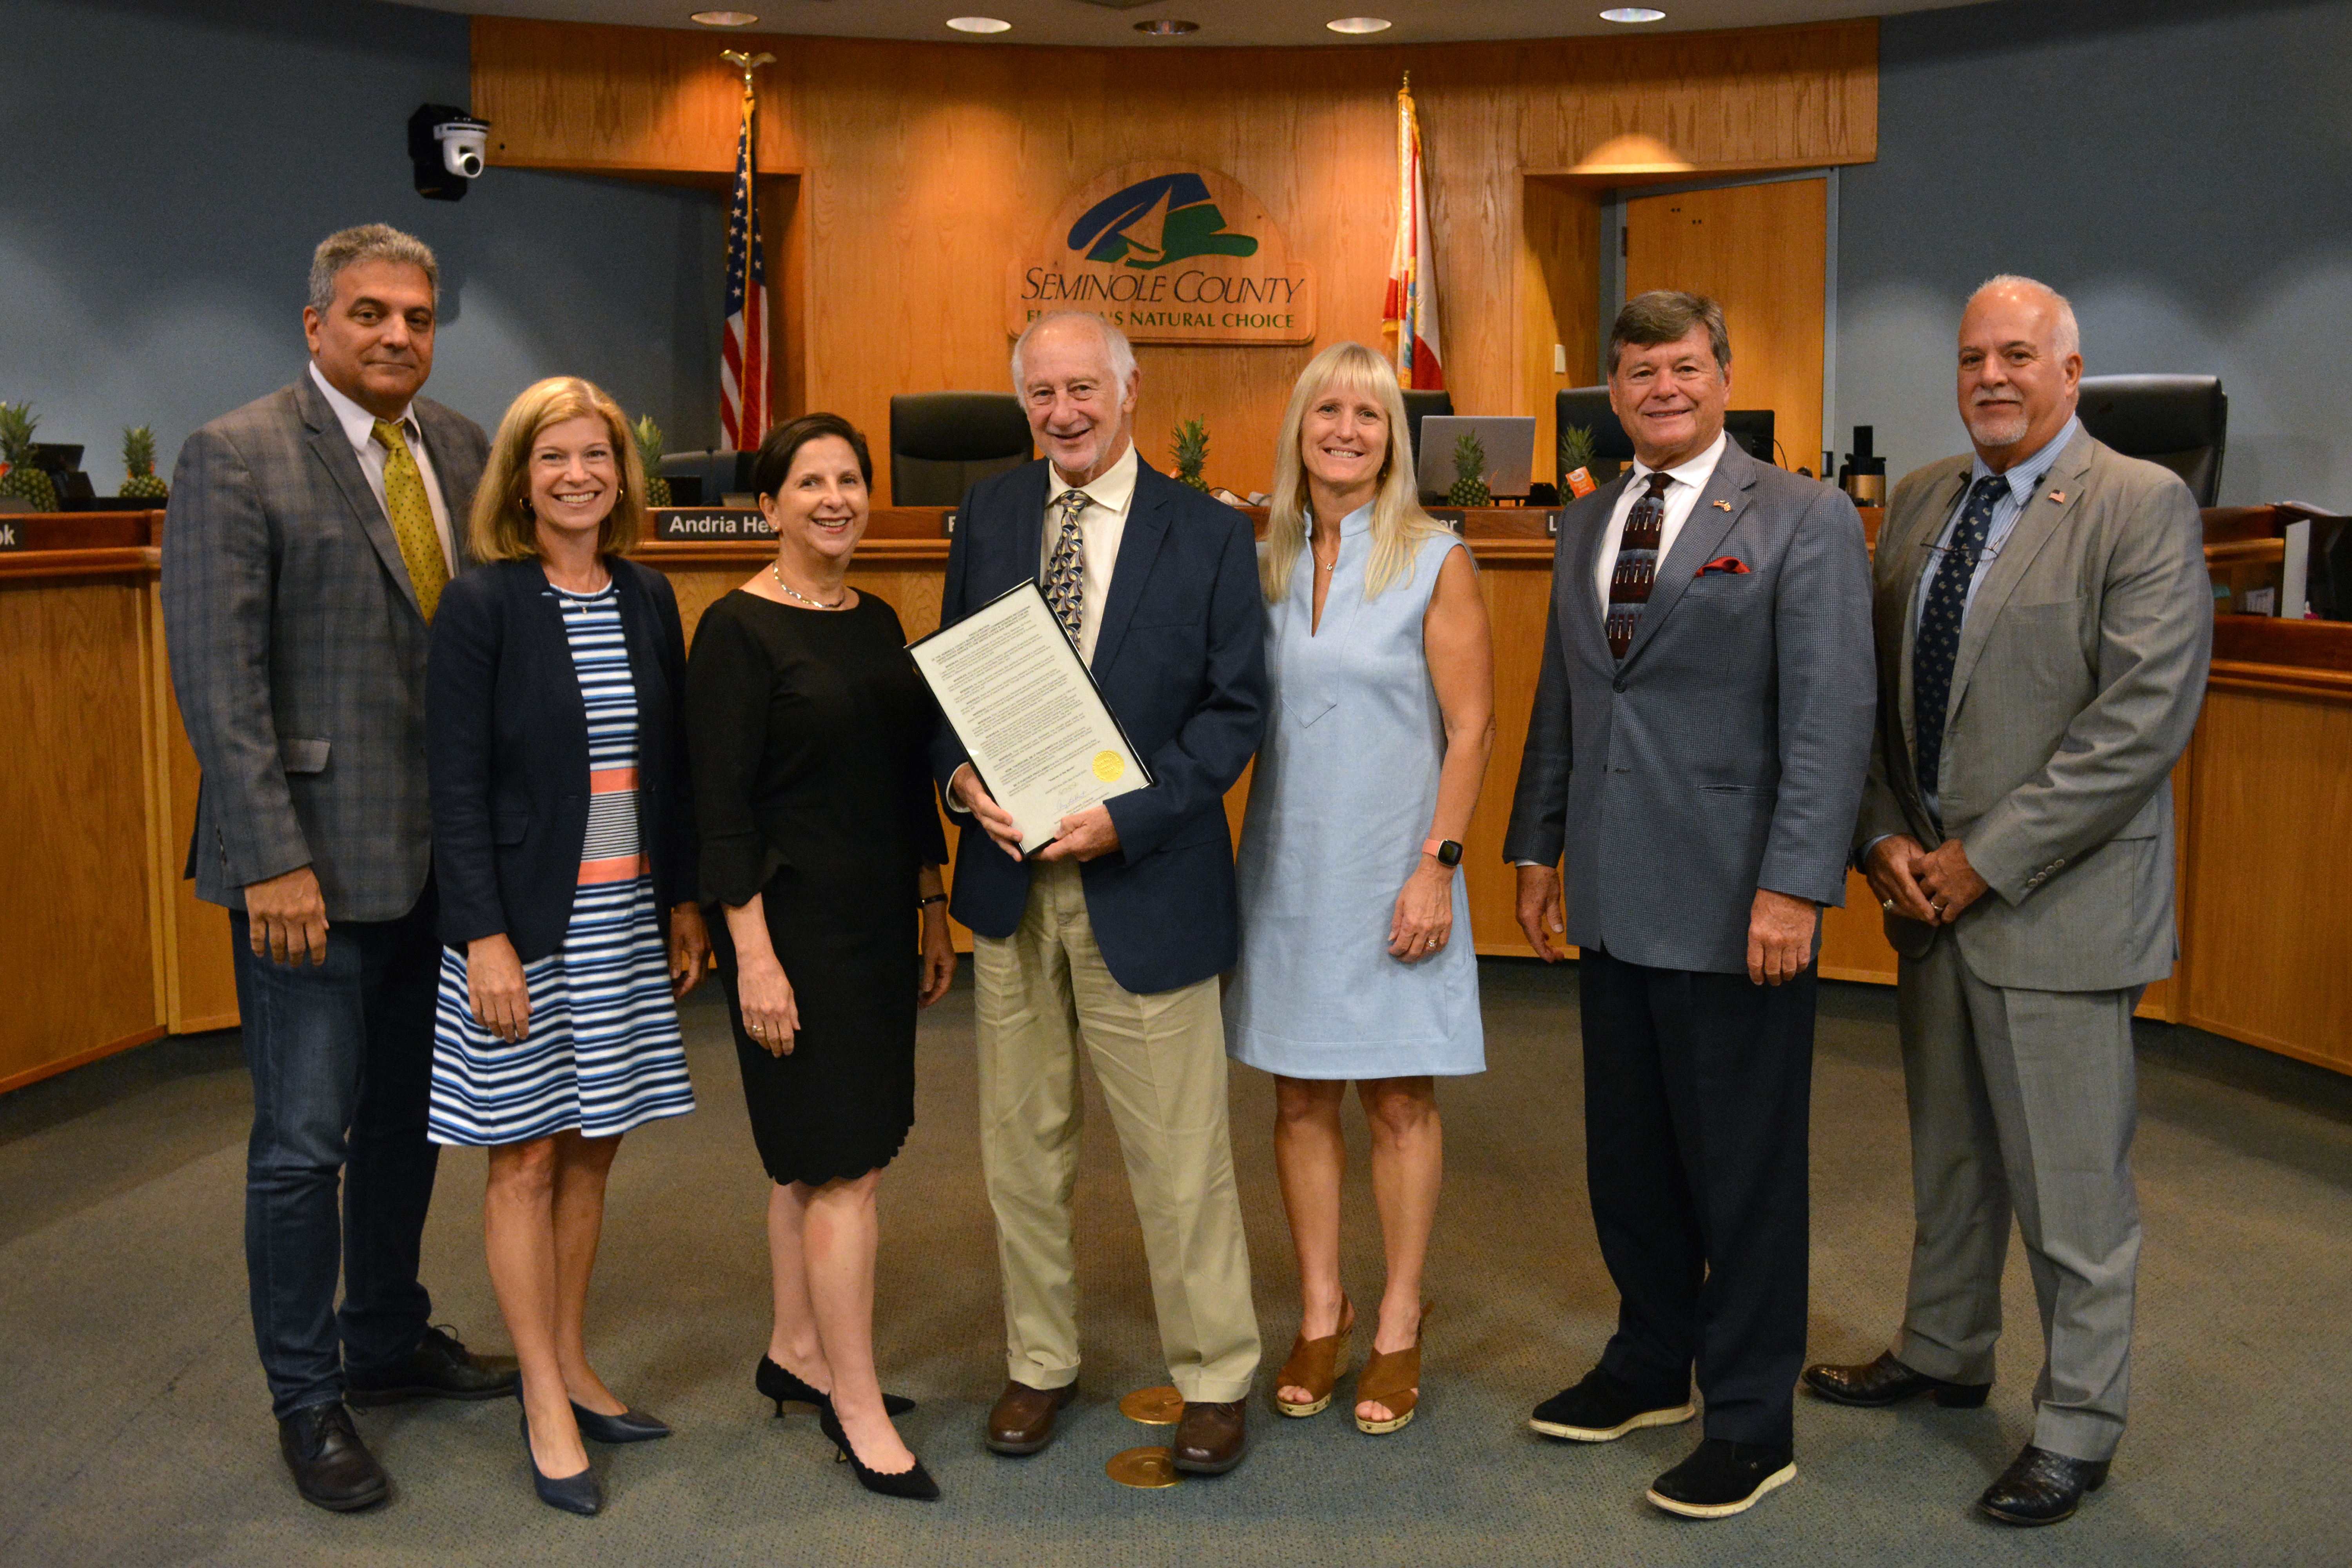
[471,18,1878,503]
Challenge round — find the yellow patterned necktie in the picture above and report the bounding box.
[371,417,448,621]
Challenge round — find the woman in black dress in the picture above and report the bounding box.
[684,413,955,1501]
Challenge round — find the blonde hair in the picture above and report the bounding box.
[1260,342,1452,604]
[468,376,648,562]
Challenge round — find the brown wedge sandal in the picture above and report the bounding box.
[1273,1297,1355,1417]
[1354,1304,1429,1435]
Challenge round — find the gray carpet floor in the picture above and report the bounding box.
[4,960,2350,1567]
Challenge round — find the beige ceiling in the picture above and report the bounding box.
[396,0,1983,49]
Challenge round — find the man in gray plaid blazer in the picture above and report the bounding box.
[162,225,512,1513]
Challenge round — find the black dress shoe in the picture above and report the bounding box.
[571,1401,671,1443]
[820,1406,941,1500]
[1646,1436,1797,1519]
[755,1356,916,1419]
[347,1325,521,1406]
[1802,1350,1990,1409]
[1978,1443,2109,1526]
[521,1407,603,1516]
[278,1401,390,1513]
[1528,1366,1697,1442]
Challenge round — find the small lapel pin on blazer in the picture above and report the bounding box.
[1711,499,1733,511]
[2049,490,2067,504]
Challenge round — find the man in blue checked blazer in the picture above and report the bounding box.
[161,225,513,1514]
[1503,292,1875,1520]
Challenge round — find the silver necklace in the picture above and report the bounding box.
[771,561,848,610]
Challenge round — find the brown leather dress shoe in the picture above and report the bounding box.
[1802,1350,1990,1409]
[1171,1399,1247,1475]
[985,1380,1076,1455]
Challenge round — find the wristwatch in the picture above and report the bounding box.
[1423,837,1463,868]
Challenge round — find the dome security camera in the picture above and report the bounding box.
[408,103,492,202]
[435,117,491,180]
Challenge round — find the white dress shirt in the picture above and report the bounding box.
[1590,430,1728,618]
[1037,438,1138,665]
[1517,430,1732,868]
[308,361,456,571]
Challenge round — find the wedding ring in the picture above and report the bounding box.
[1881,898,1895,912]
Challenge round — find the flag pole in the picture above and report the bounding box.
[718,49,775,452]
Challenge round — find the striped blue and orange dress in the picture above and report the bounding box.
[428,582,696,1146]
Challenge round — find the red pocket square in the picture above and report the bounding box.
[1697,556,1751,576]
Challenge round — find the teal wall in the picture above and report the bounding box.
[0,0,726,485]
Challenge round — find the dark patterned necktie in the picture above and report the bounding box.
[1911,473,2011,796]
[1043,488,1087,644]
[1604,472,1673,661]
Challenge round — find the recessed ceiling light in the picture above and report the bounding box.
[1327,17,1392,33]
[1600,7,1668,20]
[1134,18,1200,34]
[688,9,757,24]
[946,16,1012,33]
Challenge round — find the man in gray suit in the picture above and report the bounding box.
[1505,291,1874,1518]
[1803,276,2211,1527]
[162,225,512,1513]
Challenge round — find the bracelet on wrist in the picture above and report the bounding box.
[918,893,948,909]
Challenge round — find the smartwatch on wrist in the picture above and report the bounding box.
[1423,837,1463,868]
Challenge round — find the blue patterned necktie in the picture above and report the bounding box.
[1044,488,1087,645]
[1911,473,2011,797]
[1605,472,1673,662]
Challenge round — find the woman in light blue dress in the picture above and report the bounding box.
[1225,341,1494,1435]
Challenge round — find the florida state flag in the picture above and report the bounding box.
[1381,77,1445,390]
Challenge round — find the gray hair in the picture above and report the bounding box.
[308,223,440,314]
[1608,290,1731,376]
[1010,310,1138,390]
[1969,274,2081,360]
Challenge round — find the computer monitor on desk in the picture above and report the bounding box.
[1417,416,1536,501]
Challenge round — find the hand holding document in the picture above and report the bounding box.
[911,581,1151,856]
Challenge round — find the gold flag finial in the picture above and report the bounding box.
[1401,70,1410,94]
[720,48,774,99]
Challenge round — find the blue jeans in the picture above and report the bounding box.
[230,884,442,1418]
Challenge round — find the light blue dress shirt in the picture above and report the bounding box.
[1867,415,2081,862]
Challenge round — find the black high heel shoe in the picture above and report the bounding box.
[570,1400,671,1443]
[520,1407,603,1516]
[755,1356,916,1418]
[819,1405,940,1501]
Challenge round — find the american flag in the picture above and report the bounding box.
[720,88,768,449]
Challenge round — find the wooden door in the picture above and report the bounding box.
[1624,179,1826,479]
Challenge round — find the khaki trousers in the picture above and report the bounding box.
[1893,935,2143,1463]
[973,858,1260,1403]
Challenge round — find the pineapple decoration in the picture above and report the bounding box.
[0,402,58,514]
[1558,423,1601,498]
[121,426,169,503]
[632,415,672,508]
[1447,428,1491,508]
[1172,418,1210,492]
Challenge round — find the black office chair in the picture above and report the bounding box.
[1722,409,1776,465]
[2076,375,2227,506]
[889,393,1032,506]
[1555,387,1634,466]
[1401,390,1454,472]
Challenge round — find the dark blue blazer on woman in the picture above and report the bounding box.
[427,556,697,962]
[930,455,1267,995]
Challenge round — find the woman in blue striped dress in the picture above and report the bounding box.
[425,377,707,1516]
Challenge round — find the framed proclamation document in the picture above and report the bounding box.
[909,581,1152,856]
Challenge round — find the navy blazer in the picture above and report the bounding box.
[427,557,697,961]
[931,456,1267,994]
